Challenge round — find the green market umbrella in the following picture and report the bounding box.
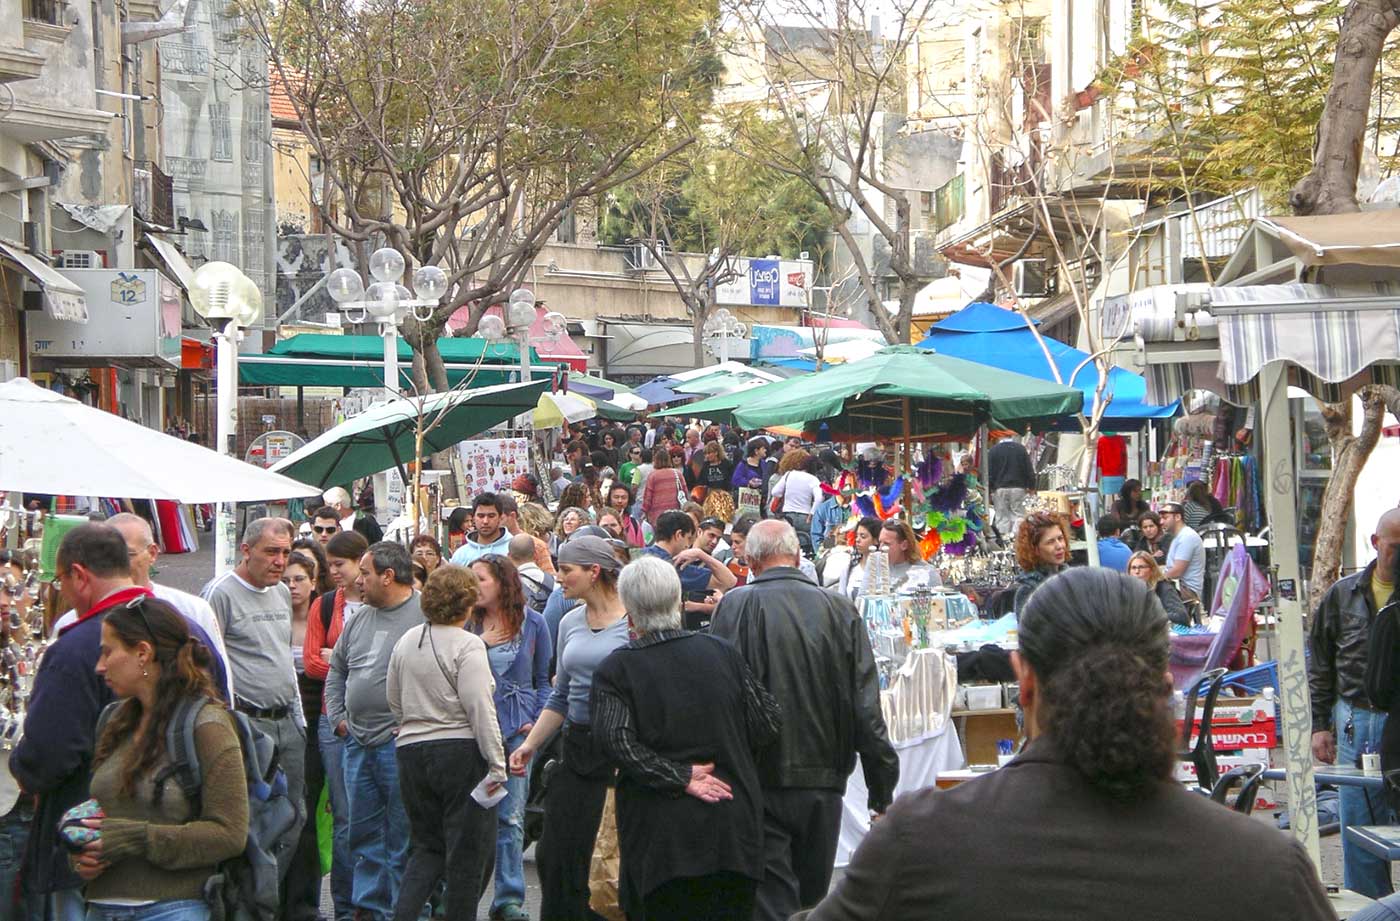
[731,345,1084,439]
[270,379,549,487]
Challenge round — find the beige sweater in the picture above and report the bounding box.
[386,623,507,779]
[86,702,248,903]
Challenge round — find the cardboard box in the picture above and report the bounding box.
[1176,696,1278,752]
[1175,748,1278,807]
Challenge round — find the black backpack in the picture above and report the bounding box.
[95,697,298,921]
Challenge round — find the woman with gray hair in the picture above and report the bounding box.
[592,555,781,921]
[508,535,630,921]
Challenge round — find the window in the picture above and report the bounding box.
[242,208,264,273]
[1016,18,1046,65]
[209,102,233,161]
[212,210,238,263]
[243,101,265,160]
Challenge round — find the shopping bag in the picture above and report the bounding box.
[316,784,332,876]
[588,789,626,921]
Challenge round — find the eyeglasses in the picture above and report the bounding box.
[312,525,339,534]
[125,594,157,641]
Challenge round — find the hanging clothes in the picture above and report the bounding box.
[1209,454,1262,531]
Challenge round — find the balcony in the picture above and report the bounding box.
[932,174,965,234]
[159,40,210,77]
[133,160,174,227]
[164,156,208,187]
[0,45,46,83]
[22,0,70,42]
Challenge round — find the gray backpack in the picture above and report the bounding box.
[96,697,298,921]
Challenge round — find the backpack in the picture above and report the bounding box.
[95,697,298,921]
[520,571,554,614]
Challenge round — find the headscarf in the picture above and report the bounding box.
[558,534,623,571]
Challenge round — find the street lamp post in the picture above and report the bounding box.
[480,287,561,385]
[189,261,264,576]
[703,307,746,364]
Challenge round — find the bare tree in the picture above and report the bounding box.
[242,0,711,389]
[723,0,936,344]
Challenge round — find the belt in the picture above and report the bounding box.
[236,700,291,720]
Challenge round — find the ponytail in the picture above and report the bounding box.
[1018,568,1175,802]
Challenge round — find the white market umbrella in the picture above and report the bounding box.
[799,338,884,364]
[0,377,320,502]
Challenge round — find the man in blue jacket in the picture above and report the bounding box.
[10,524,151,921]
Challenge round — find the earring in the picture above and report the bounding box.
[141,662,149,678]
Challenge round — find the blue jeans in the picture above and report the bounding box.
[85,899,209,921]
[492,732,529,912]
[344,735,411,921]
[319,715,354,920]
[1336,699,1396,898]
[1352,892,1400,921]
[51,889,86,921]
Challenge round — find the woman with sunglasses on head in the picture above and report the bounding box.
[467,555,552,921]
[619,445,645,492]
[73,598,249,921]
[509,536,629,921]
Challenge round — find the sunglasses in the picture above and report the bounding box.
[312,525,339,534]
[125,594,157,642]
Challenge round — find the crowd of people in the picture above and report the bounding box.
[0,415,1350,921]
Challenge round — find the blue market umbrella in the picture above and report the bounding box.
[917,302,1178,429]
[634,377,684,406]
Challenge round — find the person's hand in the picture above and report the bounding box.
[320,647,333,662]
[869,810,885,824]
[72,826,107,881]
[517,722,534,738]
[485,779,505,796]
[673,548,702,566]
[336,720,348,738]
[1312,730,1337,765]
[684,763,733,804]
[509,743,535,777]
[707,589,724,606]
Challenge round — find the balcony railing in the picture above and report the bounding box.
[932,174,965,234]
[165,156,208,183]
[23,0,64,25]
[133,160,175,227]
[159,41,210,76]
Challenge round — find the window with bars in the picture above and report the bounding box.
[211,5,240,44]
[243,102,265,160]
[209,102,233,161]
[243,208,264,273]
[212,210,238,263]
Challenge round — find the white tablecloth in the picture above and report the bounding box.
[836,721,965,865]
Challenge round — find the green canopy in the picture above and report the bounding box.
[269,333,542,365]
[731,345,1085,439]
[238,355,542,389]
[269,379,549,487]
[651,382,791,423]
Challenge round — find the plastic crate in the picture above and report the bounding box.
[1219,661,1278,696]
[38,515,90,580]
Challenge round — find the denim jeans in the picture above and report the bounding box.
[491,732,529,912]
[394,739,495,921]
[51,888,86,921]
[319,715,354,921]
[344,735,411,921]
[1336,699,1396,898]
[84,899,209,921]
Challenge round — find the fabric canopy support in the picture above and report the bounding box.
[730,345,1084,439]
[0,242,87,322]
[917,302,1179,429]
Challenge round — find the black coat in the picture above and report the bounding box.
[592,631,779,913]
[710,567,899,810]
[805,738,1334,921]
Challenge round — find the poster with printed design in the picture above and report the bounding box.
[456,437,530,496]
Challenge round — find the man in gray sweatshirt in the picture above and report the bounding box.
[324,541,423,921]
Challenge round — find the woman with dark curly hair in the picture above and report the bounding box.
[74,598,248,918]
[467,556,552,921]
[557,483,596,521]
[804,568,1334,921]
[1010,512,1068,613]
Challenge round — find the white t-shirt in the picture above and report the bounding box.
[774,470,822,515]
[1166,525,1206,596]
[53,582,235,703]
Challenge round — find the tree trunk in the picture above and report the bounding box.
[1309,385,1400,610]
[1290,0,1400,215]
[403,313,450,392]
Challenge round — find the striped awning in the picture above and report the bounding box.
[1212,284,1400,401]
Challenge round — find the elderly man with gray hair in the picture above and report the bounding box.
[710,519,899,921]
[593,555,780,921]
[324,484,383,544]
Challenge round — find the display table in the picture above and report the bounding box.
[836,722,965,866]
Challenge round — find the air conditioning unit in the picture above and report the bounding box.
[627,241,664,273]
[57,250,104,269]
[0,360,16,383]
[1012,258,1048,297]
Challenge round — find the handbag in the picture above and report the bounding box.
[674,470,687,509]
[769,473,790,515]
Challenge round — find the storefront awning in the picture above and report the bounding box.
[143,233,197,291]
[0,242,87,323]
[1260,211,1400,269]
[238,354,557,389]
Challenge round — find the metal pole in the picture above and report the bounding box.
[519,329,532,384]
[214,319,239,576]
[383,322,400,397]
[719,333,729,365]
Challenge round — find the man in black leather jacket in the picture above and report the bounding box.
[710,519,898,921]
[1308,507,1400,898]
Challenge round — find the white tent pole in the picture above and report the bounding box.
[214,320,240,577]
[1259,362,1320,867]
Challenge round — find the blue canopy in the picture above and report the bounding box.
[633,377,685,406]
[916,302,1178,429]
